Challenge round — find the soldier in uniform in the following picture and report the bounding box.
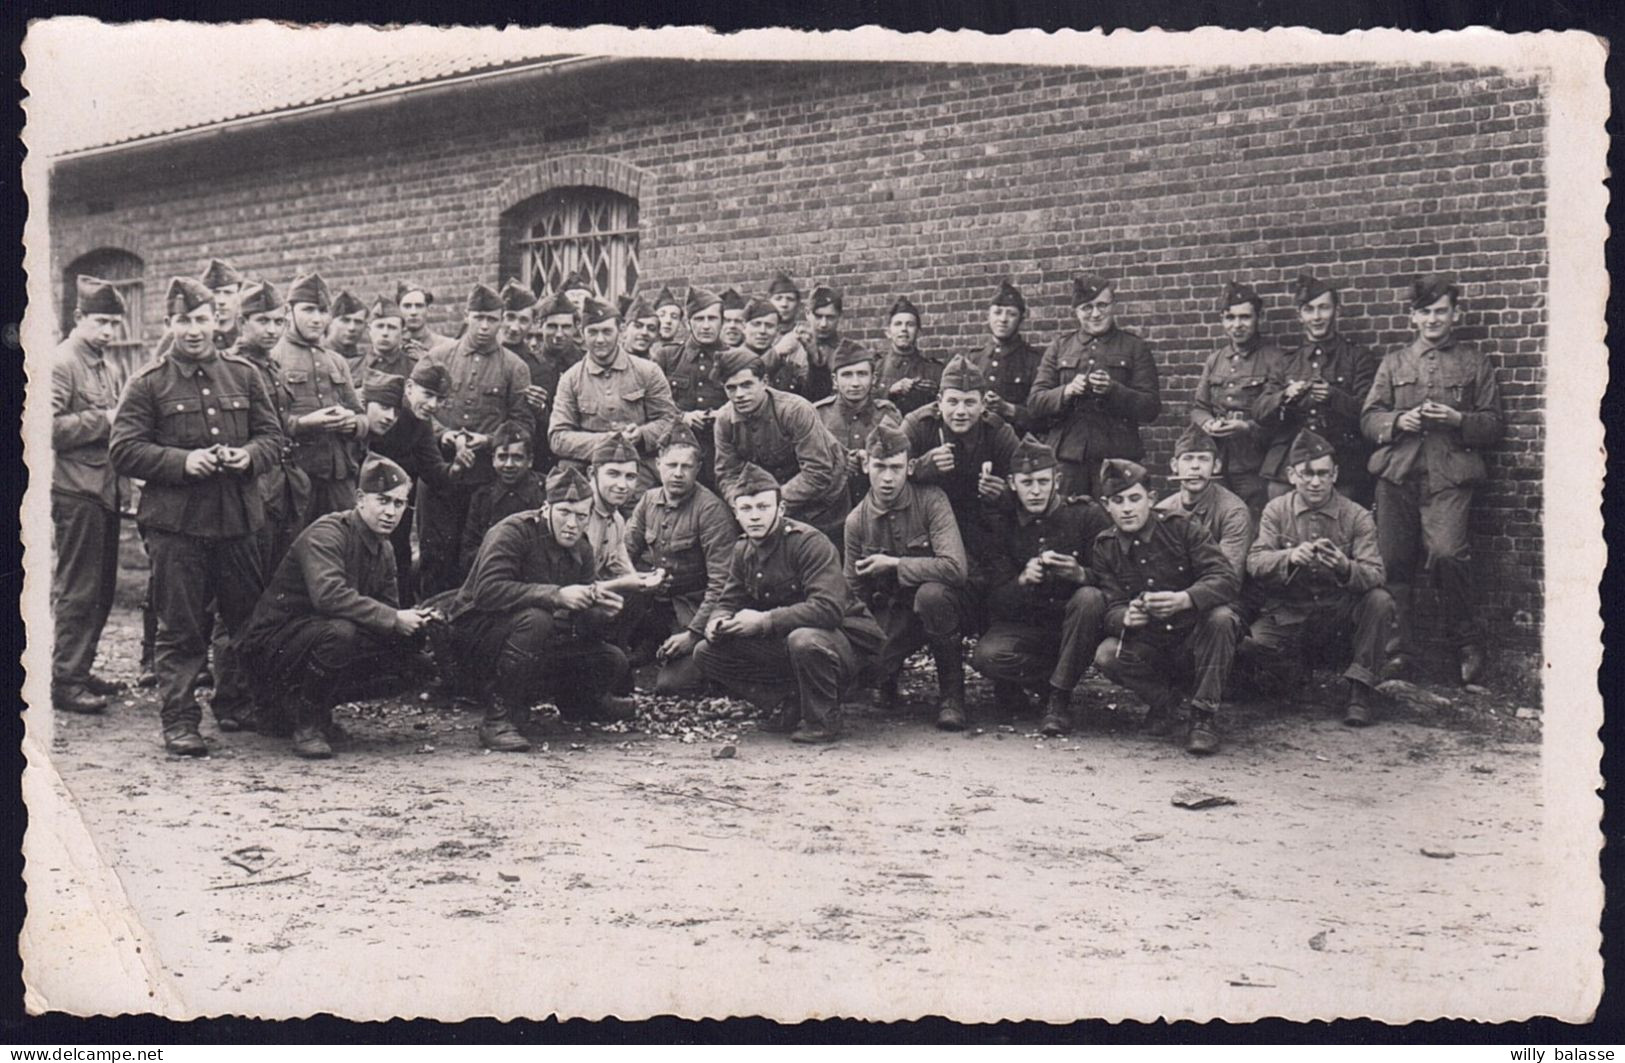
[364,362,455,605]
[765,270,818,399]
[523,290,584,474]
[1361,274,1504,685]
[624,421,740,694]
[1191,281,1280,518]
[497,279,538,368]
[741,297,807,394]
[327,290,369,384]
[655,287,729,479]
[808,285,864,403]
[233,279,312,574]
[153,258,243,359]
[967,280,1044,433]
[1028,275,1162,499]
[621,295,661,361]
[843,422,971,729]
[271,271,367,526]
[458,421,545,578]
[397,280,455,359]
[1091,459,1243,755]
[971,436,1114,736]
[694,463,883,744]
[651,286,686,363]
[361,295,417,384]
[415,282,536,596]
[549,296,679,502]
[877,296,947,416]
[238,457,437,759]
[109,277,283,754]
[438,465,637,752]
[1240,429,1396,726]
[713,348,850,545]
[1153,424,1254,583]
[51,276,131,714]
[719,287,748,350]
[813,343,902,505]
[1258,273,1379,507]
[561,266,596,314]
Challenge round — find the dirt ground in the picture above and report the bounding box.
[29,543,1558,1023]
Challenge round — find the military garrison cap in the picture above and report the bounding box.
[1071,275,1111,306]
[591,435,640,466]
[1221,281,1262,314]
[1292,273,1337,307]
[395,280,434,305]
[744,297,779,323]
[659,419,703,453]
[655,286,682,311]
[198,259,244,291]
[623,294,658,323]
[1010,434,1058,475]
[580,297,619,327]
[537,291,576,320]
[546,464,593,503]
[991,279,1026,314]
[1286,429,1335,468]
[165,277,215,317]
[561,266,595,294]
[865,421,911,460]
[237,279,283,316]
[1172,424,1221,457]
[720,287,746,313]
[409,361,452,397]
[726,462,781,503]
[830,343,875,372]
[499,279,538,313]
[76,275,127,317]
[331,290,367,318]
[686,287,722,316]
[491,421,534,451]
[363,374,405,409]
[359,456,410,494]
[465,283,504,313]
[368,294,403,321]
[810,285,843,313]
[718,347,765,381]
[888,296,922,324]
[768,270,800,297]
[938,353,986,393]
[1097,458,1149,498]
[287,272,332,311]
[1411,274,1460,309]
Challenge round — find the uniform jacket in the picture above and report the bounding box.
[422,334,535,486]
[549,350,679,464]
[626,484,739,635]
[586,491,635,581]
[235,343,313,523]
[366,406,453,489]
[655,338,730,413]
[902,406,1020,521]
[459,472,546,575]
[712,517,884,656]
[967,334,1044,432]
[51,335,128,509]
[1091,511,1238,636]
[1247,490,1385,611]
[877,347,948,416]
[270,331,364,482]
[1028,326,1161,465]
[109,348,282,539]
[714,388,849,517]
[1154,483,1254,582]
[357,346,419,387]
[1256,332,1377,483]
[512,340,579,470]
[444,509,595,622]
[241,509,400,651]
[985,494,1114,609]
[1190,339,1281,475]
[843,483,967,608]
[1360,336,1504,490]
[814,394,903,452]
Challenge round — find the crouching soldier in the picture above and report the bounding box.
[1239,430,1395,726]
[1092,459,1243,755]
[239,458,437,758]
[438,465,636,752]
[624,422,740,694]
[695,463,883,744]
[971,437,1114,736]
[843,422,971,729]
[1153,424,1254,584]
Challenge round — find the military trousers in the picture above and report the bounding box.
[1374,476,1478,648]
[694,626,861,733]
[972,584,1108,693]
[145,527,265,737]
[416,476,478,598]
[246,616,424,727]
[51,492,121,690]
[1238,589,1396,692]
[871,581,970,680]
[457,606,627,716]
[1094,605,1243,711]
[623,593,706,694]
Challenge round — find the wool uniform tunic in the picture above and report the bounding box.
[358,346,419,389]
[1152,482,1255,584]
[1027,327,1161,498]
[235,342,313,572]
[876,347,949,416]
[967,334,1044,433]
[1257,333,1378,505]
[271,331,365,525]
[813,393,902,503]
[364,404,453,606]
[1190,339,1282,516]
[509,339,579,472]
[901,406,1020,579]
[458,471,546,577]
[714,388,851,541]
[549,350,678,498]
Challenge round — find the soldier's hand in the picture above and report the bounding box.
[1086,369,1113,394]
[705,613,732,641]
[682,409,711,429]
[658,630,698,661]
[1289,541,1321,567]
[977,470,1007,501]
[451,443,477,472]
[465,432,492,451]
[855,553,900,577]
[1123,599,1150,628]
[1283,379,1310,402]
[1308,380,1331,404]
[1041,550,1087,584]
[1396,407,1425,434]
[394,608,432,636]
[846,449,866,476]
[217,446,252,472]
[590,587,626,618]
[619,424,642,444]
[184,448,222,478]
[888,377,915,398]
[557,584,597,611]
[1143,590,1191,618]
[1203,417,1236,438]
[1018,557,1047,586]
[924,444,956,473]
[1420,400,1462,428]
[1063,374,1091,399]
[524,385,549,410]
[731,609,771,636]
[1314,540,1351,575]
[641,567,669,591]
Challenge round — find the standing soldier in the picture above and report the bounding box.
[877,296,946,416]
[50,276,131,714]
[1153,424,1254,583]
[624,421,740,694]
[843,422,971,729]
[651,286,685,363]
[1191,281,1279,518]
[415,283,535,596]
[656,287,729,477]
[813,344,902,505]
[153,258,243,359]
[1258,273,1379,508]
[233,279,312,573]
[1361,274,1503,685]
[1240,430,1396,726]
[364,362,455,605]
[524,290,585,474]
[327,290,369,384]
[719,287,748,350]
[1028,275,1162,499]
[742,298,806,394]
[360,295,417,383]
[549,296,679,502]
[561,266,596,313]
[271,272,367,526]
[458,421,545,579]
[968,280,1044,433]
[970,437,1114,736]
[621,295,661,361]
[765,270,817,400]
[397,280,455,359]
[695,463,884,745]
[238,457,437,759]
[808,285,864,403]
[109,277,282,754]
[713,348,850,544]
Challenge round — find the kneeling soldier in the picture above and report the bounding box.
[1092,459,1243,754]
[239,458,437,759]
[843,422,971,729]
[695,463,883,744]
[1239,430,1395,726]
[971,436,1114,736]
[1153,424,1254,584]
[439,465,636,752]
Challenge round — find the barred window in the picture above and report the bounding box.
[62,248,146,375]
[514,187,639,302]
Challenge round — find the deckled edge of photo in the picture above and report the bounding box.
[16,19,1609,1024]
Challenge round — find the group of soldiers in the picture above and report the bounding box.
[50,258,1503,758]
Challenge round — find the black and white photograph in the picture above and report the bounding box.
[17,21,1607,1023]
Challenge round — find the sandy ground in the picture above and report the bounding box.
[27,543,1561,1023]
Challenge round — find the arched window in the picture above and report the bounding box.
[512,187,639,302]
[62,248,146,374]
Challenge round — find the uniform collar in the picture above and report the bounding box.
[1016,493,1060,527]
[341,509,387,554]
[585,351,631,375]
[652,486,696,510]
[169,348,219,374]
[368,347,403,365]
[71,335,108,365]
[1289,489,1341,516]
[1227,337,1261,358]
[865,482,915,515]
[1410,334,1458,357]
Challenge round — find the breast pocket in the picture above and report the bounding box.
[904,533,935,558]
[1389,370,1421,408]
[1440,362,1473,406]
[218,392,252,440]
[158,396,206,446]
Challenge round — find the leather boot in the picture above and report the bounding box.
[54,683,107,715]
[1142,693,1183,737]
[1343,680,1375,727]
[1185,701,1222,755]
[479,694,532,752]
[290,691,333,759]
[1039,688,1073,736]
[162,725,208,757]
[874,675,900,711]
[931,637,967,731]
[1381,582,1413,679]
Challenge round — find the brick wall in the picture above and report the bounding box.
[47,59,1548,655]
